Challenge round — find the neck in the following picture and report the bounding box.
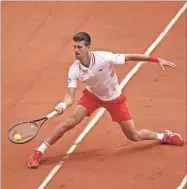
[80,51,92,68]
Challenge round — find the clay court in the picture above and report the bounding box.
[2,2,186,189]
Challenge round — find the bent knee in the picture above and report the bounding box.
[64,116,78,131]
[126,132,140,141]
[56,116,77,133]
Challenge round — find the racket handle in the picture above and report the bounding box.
[46,111,58,119]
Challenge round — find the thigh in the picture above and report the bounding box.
[103,94,132,122]
[56,105,88,131]
[70,105,90,125]
[78,90,99,116]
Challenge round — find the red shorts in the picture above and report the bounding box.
[78,89,132,122]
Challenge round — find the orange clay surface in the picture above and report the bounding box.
[2,2,186,189]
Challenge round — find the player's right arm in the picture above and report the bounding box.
[54,63,78,115]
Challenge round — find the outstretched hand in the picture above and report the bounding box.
[157,58,176,70]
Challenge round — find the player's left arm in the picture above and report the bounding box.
[125,54,176,70]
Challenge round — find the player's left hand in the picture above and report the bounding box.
[157,58,176,70]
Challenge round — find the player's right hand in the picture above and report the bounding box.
[54,102,67,115]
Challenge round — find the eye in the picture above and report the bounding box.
[74,45,83,49]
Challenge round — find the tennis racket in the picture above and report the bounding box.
[8,110,58,144]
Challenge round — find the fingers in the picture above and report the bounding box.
[163,60,176,67]
[159,60,176,70]
[166,61,176,67]
[158,61,165,70]
[161,64,164,71]
[55,104,64,115]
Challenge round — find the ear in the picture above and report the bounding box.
[87,45,91,50]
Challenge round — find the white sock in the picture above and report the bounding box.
[37,141,50,154]
[155,133,164,140]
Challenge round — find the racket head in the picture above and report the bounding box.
[8,121,40,144]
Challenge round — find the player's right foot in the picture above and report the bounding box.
[28,150,43,168]
[162,130,184,146]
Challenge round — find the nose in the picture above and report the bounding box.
[75,49,79,55]
[74,48,78,53]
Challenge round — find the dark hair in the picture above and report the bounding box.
[73,32,91,46]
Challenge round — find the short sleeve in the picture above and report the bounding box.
[68,64,78,88]
[112,53,125,64]
[95,51,125,64]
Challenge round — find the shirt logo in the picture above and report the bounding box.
[116,54,120,60]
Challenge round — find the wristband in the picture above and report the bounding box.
[149,55,158,63]
[59,102,67,110]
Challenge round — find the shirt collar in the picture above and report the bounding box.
[78,52,95,70]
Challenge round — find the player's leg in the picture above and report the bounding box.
[45,105,89,145]
[118,119,156,141]
[28,105,89,168]
[118,120,184,145]
[44,90,99,147]
[28,90,99,168]
[104,94,184,145]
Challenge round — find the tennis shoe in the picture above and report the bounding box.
[28,150,43,168]
[162,130,184,146]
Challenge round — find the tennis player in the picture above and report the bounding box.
[28,32,184,168]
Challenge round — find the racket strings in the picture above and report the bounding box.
[9,122,39,143]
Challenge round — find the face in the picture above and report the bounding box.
[73,40,90,60]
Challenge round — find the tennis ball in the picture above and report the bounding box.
[13,134,22,141]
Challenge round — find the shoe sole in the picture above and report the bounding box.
[28,163,39,168]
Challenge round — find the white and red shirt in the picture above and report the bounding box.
[68,51,126,101]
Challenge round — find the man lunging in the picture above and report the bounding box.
[28,32,183,168]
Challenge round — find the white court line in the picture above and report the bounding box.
[177,175,187,189]
[38,3,187,189]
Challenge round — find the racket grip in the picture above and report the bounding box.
[47,111,58,119]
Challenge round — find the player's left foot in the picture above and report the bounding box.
[162,130,184,146]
